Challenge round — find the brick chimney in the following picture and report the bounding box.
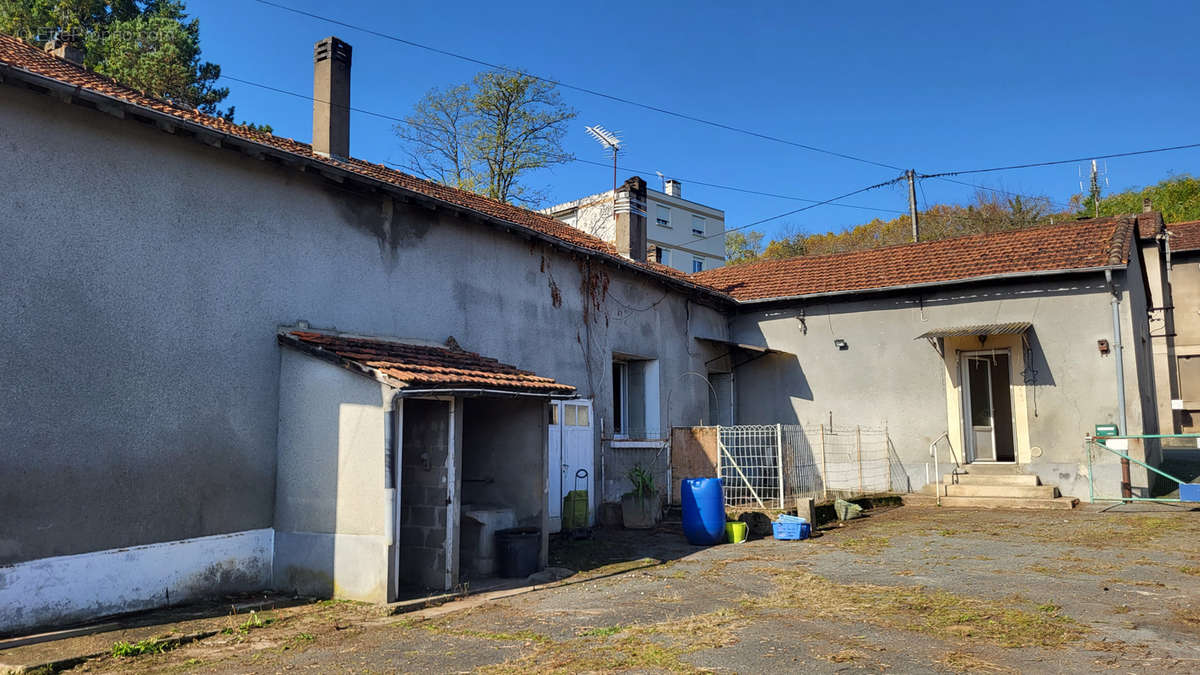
[44,36,84,66]
[1143,197,1153,213]
[664,179,681,198]
[615,176,648,262]
[312,37,352,159]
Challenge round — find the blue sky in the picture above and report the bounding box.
[190,0,1200,241]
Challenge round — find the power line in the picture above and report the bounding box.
[570,157,906,215]
[686,174,909,244]
[222,74,407,123]
[920,141,1200,179]
[252,0,902,172]
[220,73,908,215]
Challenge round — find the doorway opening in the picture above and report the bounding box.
[961,351,1016,463]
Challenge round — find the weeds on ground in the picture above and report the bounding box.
[831,534,890,554]
[747,567,1084,648]
[111,637,172,657]
[578,624,625,637]
[222,610,275,636]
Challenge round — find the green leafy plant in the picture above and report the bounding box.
[628,465,655,499]
[111,637,170,657]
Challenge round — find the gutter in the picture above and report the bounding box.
[1105,269,1129,434]
[0,63,733,308]
[726,264,1128,306]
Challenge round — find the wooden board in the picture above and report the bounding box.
[670,426,718,503]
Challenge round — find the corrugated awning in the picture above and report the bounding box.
[916,322,1032,340]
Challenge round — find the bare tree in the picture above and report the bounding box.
[396,71,576,206]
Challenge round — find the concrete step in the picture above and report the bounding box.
[955,463,1024,475]
[944,484,1060,499]
[943,473,1040,486]
[903,494,1079,510]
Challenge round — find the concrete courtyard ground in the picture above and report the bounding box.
[18,504,1200,673]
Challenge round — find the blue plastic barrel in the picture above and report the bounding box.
[680,478,725,546]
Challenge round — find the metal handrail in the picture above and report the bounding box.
[929,431,950,506]
[1086,435,1188,503]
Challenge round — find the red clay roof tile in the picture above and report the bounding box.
[1168,220,1200,253]
[689,217,1135,301]
[280,331,575,395]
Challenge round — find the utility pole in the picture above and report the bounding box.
[907,169,919,242]
[1090,159,1100,218]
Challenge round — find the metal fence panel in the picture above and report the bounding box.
[718,422,902,508]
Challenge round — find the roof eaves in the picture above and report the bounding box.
[277,331,409,390]
[730,264,1129,305]
[0,61,734,307]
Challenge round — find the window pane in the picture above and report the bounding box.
[565,405,577,426]
[692,215,705,234]
[576,406,589,427]
[549,404,559,425]
[692,258,703,273]
[656,205,670,226]
[612,362,624,433]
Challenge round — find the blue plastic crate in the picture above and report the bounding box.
[1180,482,1200,502]
[772,520,811,541]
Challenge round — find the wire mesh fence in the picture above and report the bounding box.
[718,423,905,508]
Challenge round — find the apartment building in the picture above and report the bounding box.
[542,178,726,273]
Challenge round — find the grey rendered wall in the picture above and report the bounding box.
[272,348,390,602]
[0,85,725,564]
[730,271,1152,499]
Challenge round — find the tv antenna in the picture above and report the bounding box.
[585,125,622,194]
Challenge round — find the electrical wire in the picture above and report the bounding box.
[252,0,902,172]
[920,141,1200,179]
[219,73,909,215]
[686,174,909,244]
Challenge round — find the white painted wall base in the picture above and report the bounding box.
[0,529,273,636]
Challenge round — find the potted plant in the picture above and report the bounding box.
[621,465,661,529]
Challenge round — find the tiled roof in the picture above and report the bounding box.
[690,217,1135,302]
[1137,212,1164,239]
[0,34,715,292]
[279,331,575,396]
[1168,220,1200,253]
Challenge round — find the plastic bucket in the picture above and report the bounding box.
[495,527,540,578]
[725,521,748,543]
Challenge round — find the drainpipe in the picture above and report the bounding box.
[1105,270,1129,435]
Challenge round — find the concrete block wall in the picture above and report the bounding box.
[399,398,451,590]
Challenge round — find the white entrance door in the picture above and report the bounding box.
[961,351,1016,463]
[548,399,594,533]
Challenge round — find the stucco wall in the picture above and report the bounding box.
[729,271,1154,499]
[272,348,390,601]
[0,84,726,571]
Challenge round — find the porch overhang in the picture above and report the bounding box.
[278,329,576,398]
[915,322,1032,357]
[695,337,795,369]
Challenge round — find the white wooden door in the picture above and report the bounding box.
[548,399,594,532]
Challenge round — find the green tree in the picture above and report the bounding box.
[396,71,576,206]
[1077,175,1200,223]
[1,0,243,119]
[724,229,764,265]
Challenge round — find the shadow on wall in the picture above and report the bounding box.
[734,352,807,425]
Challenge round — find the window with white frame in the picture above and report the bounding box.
[692,257,703,273]
[691,215,705,235]
[612,357,660,439]
[656,204,671,227]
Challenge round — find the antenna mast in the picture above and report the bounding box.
[585,125,622,194]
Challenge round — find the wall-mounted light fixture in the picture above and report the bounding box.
[833,339,848,350]
[1097,339,1110,355]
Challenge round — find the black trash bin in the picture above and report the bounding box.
[495,527,540,578]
